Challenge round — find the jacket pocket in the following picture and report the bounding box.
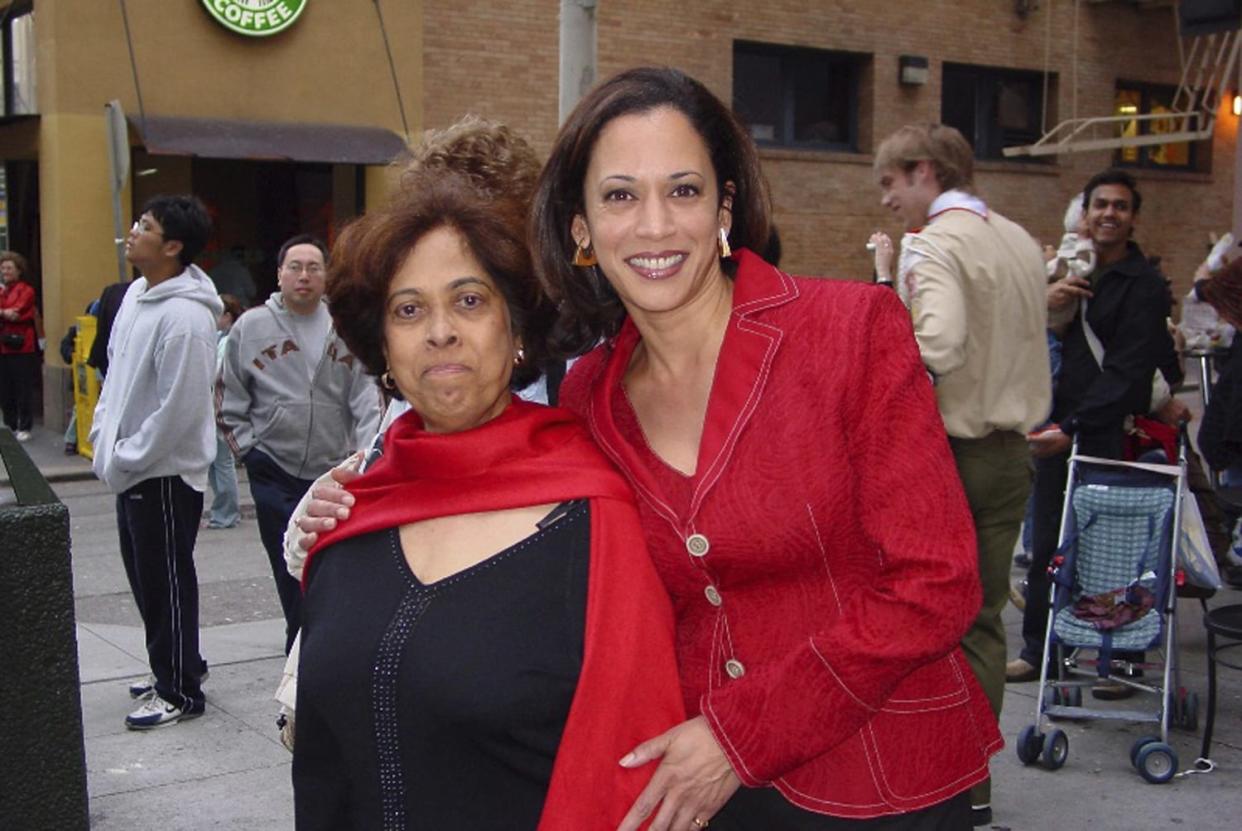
[256,402,311,463]
[879,653,969,713]
[864,654,990,804]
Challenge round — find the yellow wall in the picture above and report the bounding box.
[46,0,423,130]
[27,0,424,363]
[36,112,128,366]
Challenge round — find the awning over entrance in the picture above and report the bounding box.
[128,115,409,165]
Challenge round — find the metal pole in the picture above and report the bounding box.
[1234,55,1242,245]
[559,0,597,124]
[104,101,130,284]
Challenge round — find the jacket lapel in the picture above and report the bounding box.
[583,322,684,529]
[689,251,798,517]
[584,250,799,527]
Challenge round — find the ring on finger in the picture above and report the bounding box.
[692,819,709,829]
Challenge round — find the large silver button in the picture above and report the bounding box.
[705,585,722,606]
[686,533,710,557]
[725,658,745,679]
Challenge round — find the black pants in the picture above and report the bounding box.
[244,448,313,655]
[0,351,38,431]
[715,789,970,830]
[116,476,206,709]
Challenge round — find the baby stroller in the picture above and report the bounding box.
[1016,431,1197,784]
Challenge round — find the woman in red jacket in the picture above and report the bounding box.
[529,67,999,830]
[0,250,38,441]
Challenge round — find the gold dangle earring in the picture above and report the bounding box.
[572,241,598,267]
[718,227,732,259]
[513,347,525,367]
[381,371,396,391]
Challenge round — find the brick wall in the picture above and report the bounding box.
[422,1,560,153]
[425,0,1233,308]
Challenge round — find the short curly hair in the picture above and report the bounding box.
[0,250,28,276]
[399,115,541,203]
[327,118,550,391]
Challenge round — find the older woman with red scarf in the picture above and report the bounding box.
[0,250,38,441]
[291,121,683,831]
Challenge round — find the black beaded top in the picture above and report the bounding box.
[293,501,590,830]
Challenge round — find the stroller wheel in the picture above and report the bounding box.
[1041,728,1069,770]
[1017,725,1042,765]
[1135,742,1178,784]
[1130,735,1161,768]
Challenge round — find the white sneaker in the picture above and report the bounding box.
[125,693,204,730]
[128,674,156,699]
[129,667,208,699]
[13,430,30,442]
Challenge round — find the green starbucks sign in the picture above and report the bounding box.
[200,0,308,37]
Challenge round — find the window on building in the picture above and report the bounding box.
[1114,82,1205,170]
[941,63,1049,161]
[733,41,864,151]
[1,3,36,117]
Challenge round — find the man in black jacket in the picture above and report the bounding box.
[87,277,133,378]
[1008,169,1181,696]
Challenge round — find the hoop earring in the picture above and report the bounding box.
[718,227,732,259]
[572,241,597,267]
[381,371,396,391]
[513,347,525,367]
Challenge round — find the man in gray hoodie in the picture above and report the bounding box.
[90,195,223,729]
[216,234,381,654]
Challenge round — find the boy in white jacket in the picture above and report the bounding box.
[90,195,222,729]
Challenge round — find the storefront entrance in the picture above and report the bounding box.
[131,150,362,310]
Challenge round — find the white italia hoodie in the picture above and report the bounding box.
[90,264,224,494]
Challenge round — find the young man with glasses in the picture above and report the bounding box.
[89,195,222,728]
[216,234,381,655]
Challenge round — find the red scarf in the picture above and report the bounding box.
[307,399,685,829]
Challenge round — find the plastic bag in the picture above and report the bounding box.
[1180,490,1223,590]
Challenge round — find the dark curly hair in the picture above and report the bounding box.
[327,120,550,391]
[530,66,772,355]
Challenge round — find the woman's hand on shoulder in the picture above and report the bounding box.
[294,457,362,551]
[616,716,740,831]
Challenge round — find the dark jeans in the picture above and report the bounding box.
[116,475,206,709]
[715,789,970,830]
[0,351,39,431]
[244,448,314,655]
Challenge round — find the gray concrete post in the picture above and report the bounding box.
[0,427,88,830]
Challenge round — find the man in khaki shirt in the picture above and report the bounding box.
[873,124,1050,828]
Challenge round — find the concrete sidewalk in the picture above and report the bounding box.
[11,420,1242,830]
[14,425,295,829]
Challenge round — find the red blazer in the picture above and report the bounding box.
[0,279,37,354]
[562,250,1001,819]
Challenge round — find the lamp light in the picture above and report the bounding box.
[898,55,929,87]
[1232,92,1242,117]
